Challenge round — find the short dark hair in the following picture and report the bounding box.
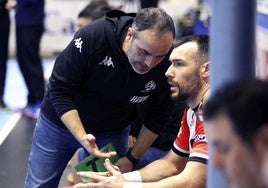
[132,7,175,38]
[173,34,209,65]
[78,0,115,20]
[203,79,268,145]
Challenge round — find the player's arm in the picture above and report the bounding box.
[142,160,207,188]
[132,149,188,182]
[122,150,206,188]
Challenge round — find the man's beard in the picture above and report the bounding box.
[172,75,202,102]
[172,85,190,102]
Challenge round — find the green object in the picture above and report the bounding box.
[74,143,119,182]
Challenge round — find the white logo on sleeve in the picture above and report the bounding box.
[74,37,83,53]
[99,56,114,68]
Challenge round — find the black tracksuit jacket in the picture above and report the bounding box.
[41,10,173,135]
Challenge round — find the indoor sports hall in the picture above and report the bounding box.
[0,0,267,187]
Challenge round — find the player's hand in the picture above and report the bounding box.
[74,159,125,188]
[115,156,133,173]
[80,134,117,158]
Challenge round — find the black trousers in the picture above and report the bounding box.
[16,24,45,104]
[0,11,10,97]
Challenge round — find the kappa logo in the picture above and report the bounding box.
[99,56,114,68]
[141,81,156,92]
[74,37,83,53]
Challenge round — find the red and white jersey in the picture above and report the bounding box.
[172,106,208,164]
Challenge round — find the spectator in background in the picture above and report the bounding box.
[76,0,118,31]
[0,0,11,110]
[15,0,45,118]
[204,79,268,188]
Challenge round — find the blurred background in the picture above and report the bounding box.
[6,0,202,57]
[0,0,267,187]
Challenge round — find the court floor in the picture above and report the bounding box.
[0,59,72,188]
